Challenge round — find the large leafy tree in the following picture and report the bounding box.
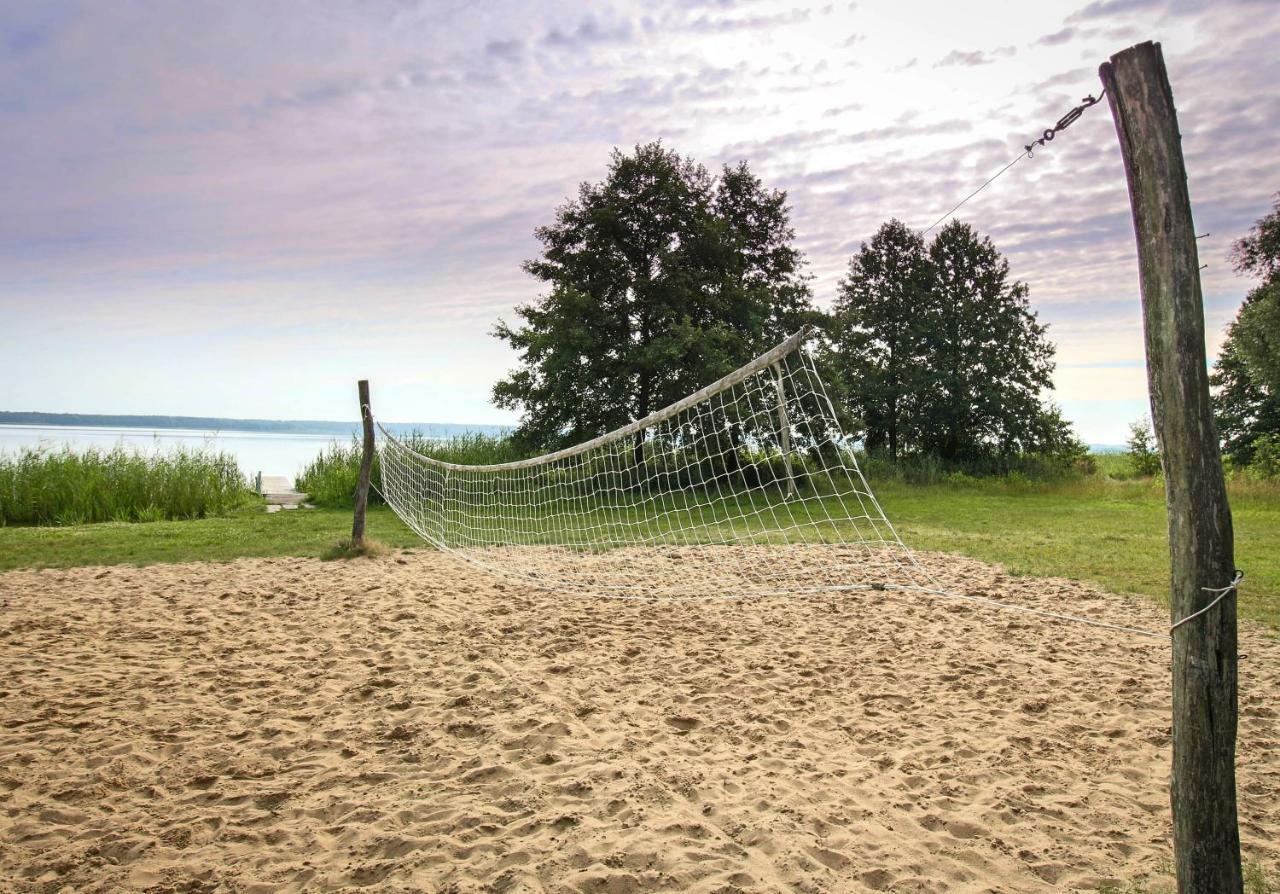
[1212,194,1280,465]
[493,142,814,450]
[831,218,1076,463]
[920,221,1068,460]
[828,219,931,461]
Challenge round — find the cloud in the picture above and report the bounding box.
[541,16,634,50]
[823,102,863,117]
[1029,66,1097,94]
[1034,26,1078,45]
[934,45,1016,67]
[1064,0,1274,26]
[1065,0,1190,22]
[2,0,1278,442]
[484,38,525,62]
[679,8,812,34]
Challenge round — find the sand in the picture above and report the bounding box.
[0,550,1276,893]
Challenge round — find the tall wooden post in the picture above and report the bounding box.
[772,362,797,499]
[1100,42,1240,893]
[352,379,375,547]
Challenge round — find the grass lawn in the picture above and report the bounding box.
[0,505,421,571]
[1,480,1276,631]
[876,478,1280,631]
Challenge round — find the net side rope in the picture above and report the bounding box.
[921,88,1107,235]
[363,333,1239,641]
[1169,570,1244,634]
[375,432,1174,636]
[377,442,1236,639]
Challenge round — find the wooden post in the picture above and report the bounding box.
[1100,42,1240,893]
[352,379,375,547]
[772,362,797,499]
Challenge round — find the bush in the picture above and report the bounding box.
[857,446,1090,486]
[1247,433,1280,479]
[1126,418,1162,477]
[0,445,255,526]
[295,440,371,509]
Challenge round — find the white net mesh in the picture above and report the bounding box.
[377,330,936,600]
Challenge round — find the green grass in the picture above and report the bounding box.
[0,472,1276,631]
[0,505,419,570]
[321,535,390,561]
[1096,857,1277,893]
[874,475,1280,630]
[0,444,256,525]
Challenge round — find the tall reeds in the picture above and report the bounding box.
[296,432,521,508]
[0,445,254,525]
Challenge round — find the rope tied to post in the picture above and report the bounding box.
[1169,569,1244,634]
[921,87,1109,234]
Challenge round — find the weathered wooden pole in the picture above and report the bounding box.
[772,362,797,499]
[351,379,375,547]
[1100,42,1240,893]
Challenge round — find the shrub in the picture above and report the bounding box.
[1126,418,1162,477]
[857,445,1090,485]
[1247,433,1280,479]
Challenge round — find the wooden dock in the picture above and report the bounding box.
[257,475,310,512]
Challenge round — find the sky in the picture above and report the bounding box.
[2,0,1278,443]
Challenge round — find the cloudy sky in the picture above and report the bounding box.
[3,0,1278,442]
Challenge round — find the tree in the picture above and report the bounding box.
[920,221,1065,461]
[493,142,815,451]
[828,219,931,461]
[1229,193,1280,282]
[715,161,815,344]
[1231,284,1280,393]
[830,218,1077,464]
[1212,194,1280,467]
[1213,287,1280,467]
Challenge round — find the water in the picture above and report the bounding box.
[3,424,1129,485]
[0,424,356,483]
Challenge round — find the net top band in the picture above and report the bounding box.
[376,325,815,473]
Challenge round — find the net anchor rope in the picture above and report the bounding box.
[374,328,1176,640]
[1169,570,1244,635]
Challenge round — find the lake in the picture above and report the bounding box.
[0,424,363,483]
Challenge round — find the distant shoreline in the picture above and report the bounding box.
[0,411,510,439]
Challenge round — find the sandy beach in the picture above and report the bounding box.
[1,550,1276,893]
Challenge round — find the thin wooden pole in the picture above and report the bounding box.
[772,362,797,499]
[1100,41,1240,893]
[352,379,375,547]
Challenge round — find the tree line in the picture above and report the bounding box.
[491,141,1278,475]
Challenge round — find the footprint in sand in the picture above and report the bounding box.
[665,716,700,734]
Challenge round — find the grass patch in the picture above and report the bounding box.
[873,475,1280,630]
[0,444,256,525]
[321,536,389,561]
[1096,857,1277,893]
[1,468,1276,631]
[0,505,419,571]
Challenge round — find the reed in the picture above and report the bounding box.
[0,444,255,525]
[295,432,522,508]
